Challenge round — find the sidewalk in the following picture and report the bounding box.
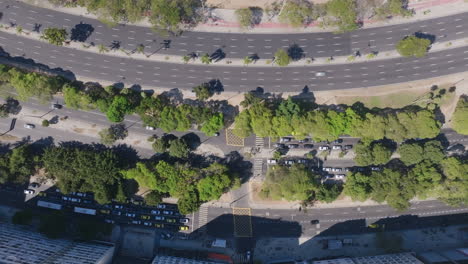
[20,0,468,34]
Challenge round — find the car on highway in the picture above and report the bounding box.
[155,216,165,221]
[24,124,35,129]
[315,71,326,77]
[332,145,342,150]
[166,218,176,224]
[318,146,329,150]
[179,226,189,231]
[150,210,161,215]
[145,126,155,130]
[126,213,136,218]
[141,215,150,220]
[50,103,62,109]
[23,189,35,195]
[180,218,190,224]
[310,220,320,225]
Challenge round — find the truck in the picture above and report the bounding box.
[37,200,62,210]
[74,206,96,215]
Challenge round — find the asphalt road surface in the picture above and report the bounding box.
[205,200,468,238]
[2,31,468,93]
[2,0,468,60]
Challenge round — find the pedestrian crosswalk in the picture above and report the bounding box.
[197,206,208,234]
[253,158,263,177]
[255,136,264,148]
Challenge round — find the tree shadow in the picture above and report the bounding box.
[0,47,76,81]
[49,115,60,124]
[208,78,224,94]
[160,88,184,105]
[414,31,436,44]
[181,132,201,150]
[248,53,260,63]
[5,97,21,115]
[287,44,305,61]
[210,48,226,62]
[70,22,94,42]
[111,144,140,169]
[33,23,42,33]
[109,40,121,50]
[250,7,263,25]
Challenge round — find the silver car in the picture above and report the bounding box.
[315,71,326,77]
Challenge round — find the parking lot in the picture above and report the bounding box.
[20,185,193,234]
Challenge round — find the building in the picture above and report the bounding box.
[313,253,424,264]
[0,223,115,264]
[418,248,468,264]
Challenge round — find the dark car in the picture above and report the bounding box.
[344,145,353,150]
[298,138,309,143]
[332,139,343,144]
[303,144,314,149]
[310,220,320,225]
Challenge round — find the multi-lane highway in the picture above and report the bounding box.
[2,30,468,93]
[2,0,468,60]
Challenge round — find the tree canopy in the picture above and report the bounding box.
[452,96,468,135]
[278,0,314,27]
[274,48,291,66]
[325,0,358,32]
[0,144,36,185]
[396,35,431,58]
[41,28,68,46]
[354,141,393,166]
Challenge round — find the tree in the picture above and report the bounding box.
[422,140,445,164]
[98,123,128,145]
[8,68,64,102]
[200,113,224,136]
[12,210,34,225]
[42,146,122,204]
[63,83,94,110]
[370,169,416,211]
[243,56,254,65]
[177,191,199,214]
[344,172,372,201]
[42,120,50,127]
[396,35,431,58]
[39,212,66,238]
[136,44,145,54]
[150,0,200,34]
[98,44,109,53]
[452,96,468,135]
[375,0,412,19]
[197,163,233,201]
[41,27,68,46]
[0,144,35,185]
[326,0,358,32]
[0,103,7,118]
[398,143,423,166]
[145,191,163,206]
[278,0,314,27]
[274,48,291,66]
[409,160,442,198]
[152,137,169,153]
[121,162,161,190]
[438,157,468,206]
[262,164,318,201]
[235,8,255,28]
[193,83,213,101]
[200,53,212,64]
[168,138,190,158]
[316,184,342,203]
[354,142,392,166]
[106,95,133,122]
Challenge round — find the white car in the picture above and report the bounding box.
[114,205,124,209]
[336,174,346,179]
[70,198,81,203]
[315,71,326,77]
[267,159,277,165]
[322,167,332,172]
[280,137,292,143]
[126,213,136,218]
[24,189,35,195]
[145,125,155,130]
[331,168,342,172]
[332,145,342,150]
[157,204,166,209]
[284,160,294,165]
[179,218,190,224]
[24,124,35,129]
[318,146,330,150]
